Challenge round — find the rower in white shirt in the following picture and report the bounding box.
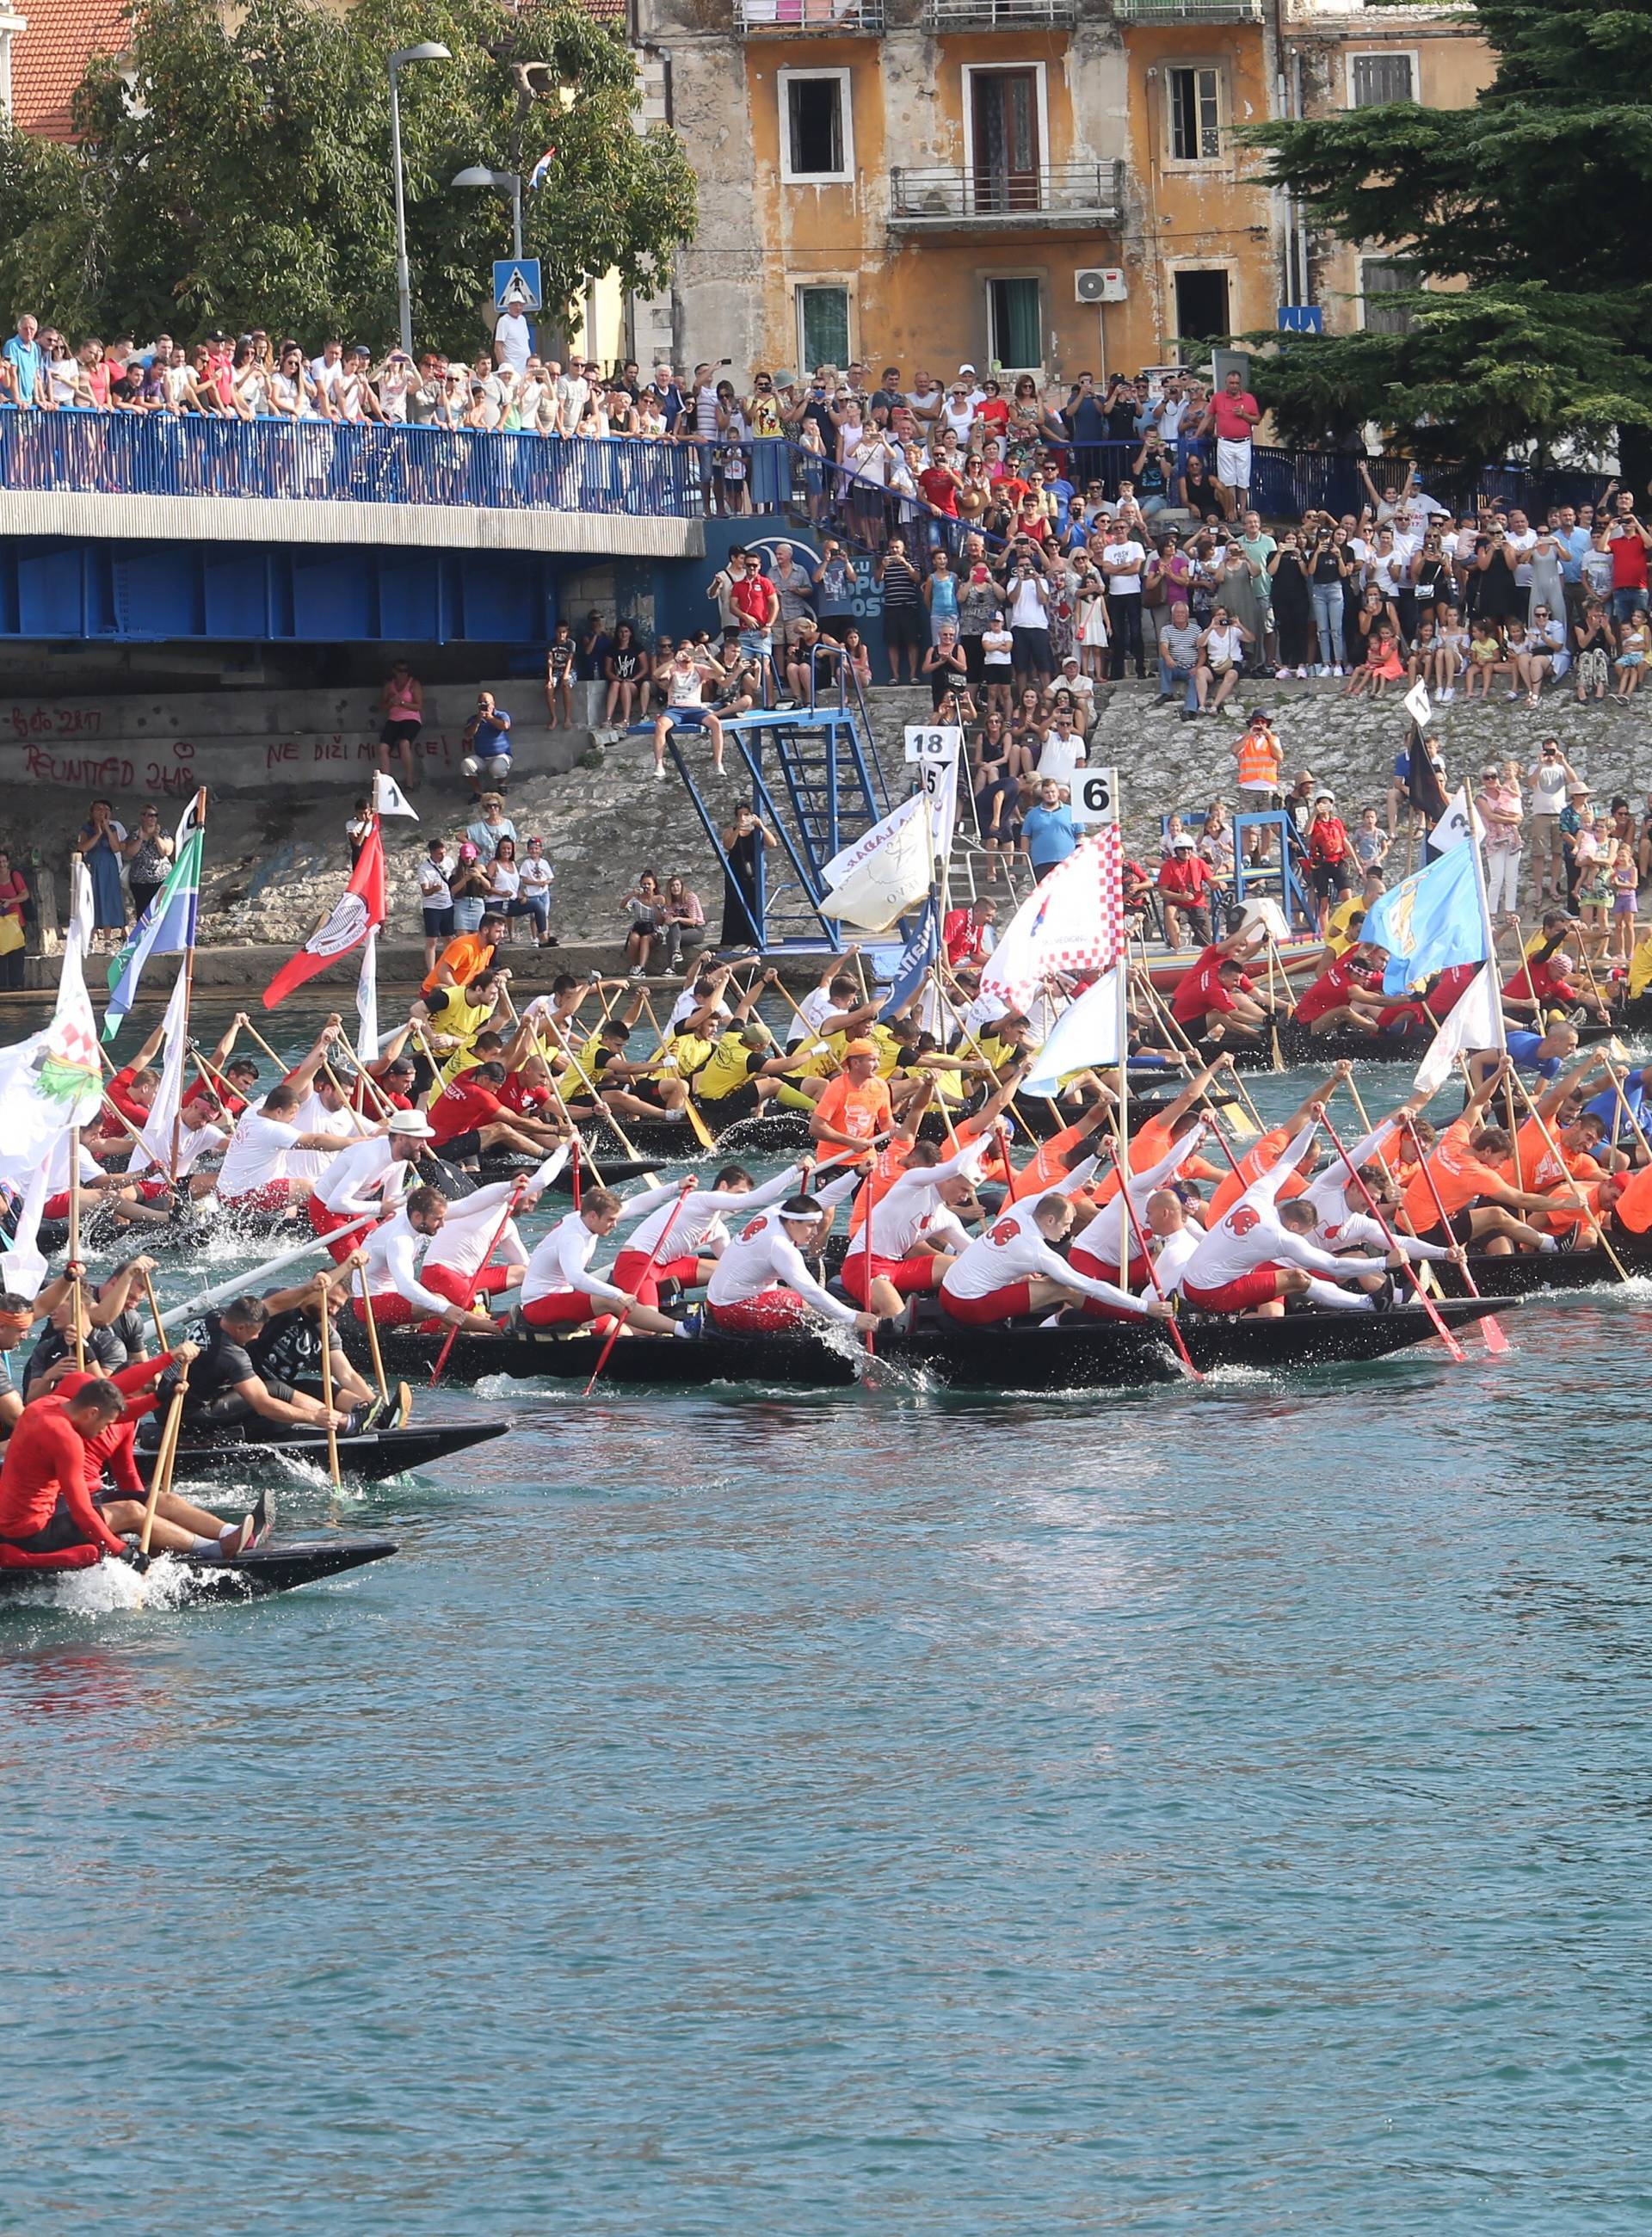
[284,1072,374,1183]
[517,1185,687,1334]
[705,1176,876,1334]
[306,1109,435,1260]
[354,1185,504,1332]
[124,1090,228,1199]
[840,1137,987,1314]
[940,1185,1165,1328]
[1068,1125,1207,1312]
[214,1082,359,1210]
[1178,1112,1399,1317]
[610,1163,804,1308]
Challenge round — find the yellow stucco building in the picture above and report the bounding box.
[629,0,1490,381]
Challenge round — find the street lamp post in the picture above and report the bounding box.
[388,41,452,359]
[451,166,525,262]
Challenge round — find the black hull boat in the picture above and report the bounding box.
[0,1537,398,1601]
[1268,1016,1616,1069]
[347,1297,1513,1396]
[134,1418,508,1484]
[1433,1230,1652,1298]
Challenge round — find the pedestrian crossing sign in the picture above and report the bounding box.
[492,260,543,314]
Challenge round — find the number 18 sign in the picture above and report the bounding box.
[903,724,962,765]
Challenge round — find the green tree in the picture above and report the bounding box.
[0,0,696,360]
[1248,0,1652,480]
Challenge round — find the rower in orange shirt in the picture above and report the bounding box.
[1399,1057,1574,1253]
[808,1041,895,1169]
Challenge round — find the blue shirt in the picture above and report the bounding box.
[1506,1028,1563,1081]
[3,336,42,405]
[468,709,512,760]
[1584,1073,1650,1142]
[1021,803,1077,869]
[1558,525,1592,584]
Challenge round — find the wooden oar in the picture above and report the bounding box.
[139,1370,188,1562]
[1402,1112,1510,1355]
[355,1260,390,1408]
[314,1273,342,1488]
[1321,1112,1465,1362]
[1112,1155,1202,1382]
[637,989,715,1151]
[139,1267,169,1353]
[1502,1059,1631,1284]
[582,1179,696,1397]
[428,1180,526,1387]
[1265,934,1285,1071]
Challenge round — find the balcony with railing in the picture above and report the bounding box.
[889,159,1124,229]
[922,0,1077,26]
[734,0,884,28]
[1114,0,1263,21]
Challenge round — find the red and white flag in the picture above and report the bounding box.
[981,827,1124,1014]
[263,824,385,1009]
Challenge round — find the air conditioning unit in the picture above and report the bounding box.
[1075,268,1128,304]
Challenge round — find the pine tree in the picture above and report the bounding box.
[1249,0,1652,484]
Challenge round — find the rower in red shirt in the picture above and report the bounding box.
[427,1060,564,1162]
[1502,935,1606,1023]
[1170,927,1270,1045]
[1292,944,1386,1038]
[943,899,998,969]
[52,1351,268,1555]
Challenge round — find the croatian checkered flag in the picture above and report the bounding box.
[982,829,1124,1014]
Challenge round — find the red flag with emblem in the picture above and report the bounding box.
[262,824,385,1008]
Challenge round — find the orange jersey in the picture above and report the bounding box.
[1400,1118,1507,1229]
[1005,1116,1099,1205]
[1207,1126,1307,1221]
[1616,1163,1652,1233]
[811,1072,894,1168]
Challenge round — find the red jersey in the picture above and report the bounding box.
[498,1070,552,1118]
[1502,955,1576,1007]
[1157,855,1212,905]
[1295,955,1365,1026]
[1308,816,1350,866]
[428,1079,507,1147]
[1425,963,1479,1020]
[942,908,993,968]
[0,1397,126,1554]
[917,466,959,517]
[1172,946,1252,1025]
[1210,391,1260,443]
[106,1065,151,1126]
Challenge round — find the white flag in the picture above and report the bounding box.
[820,795,932,932]
[0,1162,52,1300]
[1023,966,1122,1095]
[126,968,192,1176]
[373,772,419,821]
[981,829,1124,1014]
[355,928,380,1063]
[0,928,105,1195]
[1429,785,1484,854]
[922,755,959,876]
[1402,678,1432,729]
[1415,961,1501,1095]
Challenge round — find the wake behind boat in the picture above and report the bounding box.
[0,1535,398,1602]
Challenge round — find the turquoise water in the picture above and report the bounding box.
[6,1050,1652,2231]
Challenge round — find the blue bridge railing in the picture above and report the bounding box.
[0,407,1615,529]
[0,408,705,516]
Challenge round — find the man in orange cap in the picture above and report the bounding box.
[808,1040,893,1168]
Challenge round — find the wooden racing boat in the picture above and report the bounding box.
[0,1537,398,1601]
[344,1297,1513,1395]
[1433,1229,1652,1297]
[134,1417,508,1484]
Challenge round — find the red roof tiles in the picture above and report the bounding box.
[12,0,131,140]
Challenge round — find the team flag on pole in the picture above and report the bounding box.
[355,928,380,1063]
[1023,966,1122,1094]
[878,899,940,1023]
[1361,840,1485,995]
[820,796,932,932]
[104,798,203,1039]
[373,772,419,821]
[1414,961,1501,1096]
[982,827,1125,1014]
[263,824,385,1008]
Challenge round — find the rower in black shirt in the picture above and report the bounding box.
[159,1297,350,1435]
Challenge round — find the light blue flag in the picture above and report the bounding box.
[1362,841,1486,995]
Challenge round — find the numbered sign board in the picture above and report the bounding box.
[903,724,962,766]
[1070,765,1119,826]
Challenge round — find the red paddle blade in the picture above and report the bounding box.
[1477,1312,1511,1357]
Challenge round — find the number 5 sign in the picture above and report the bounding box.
[903,724,962,765]
[1070,765,1119,825]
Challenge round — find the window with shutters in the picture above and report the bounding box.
[1349,52,1416,106]
[1360,258,1421,335]
[1167,67,1222,163]
[780,70,853,184]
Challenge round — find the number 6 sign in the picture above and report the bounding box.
[1070,766,1119,825]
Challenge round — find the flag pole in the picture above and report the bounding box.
[1107,773,1129,1285]
[168,788,207,1189]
